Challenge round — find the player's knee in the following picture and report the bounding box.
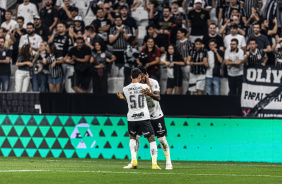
[157,136,166,144]
[147,135,155,143]
[129,135,136,140]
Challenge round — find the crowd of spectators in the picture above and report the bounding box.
[0,0,281,96]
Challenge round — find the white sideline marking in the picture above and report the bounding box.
[0,170,282,178]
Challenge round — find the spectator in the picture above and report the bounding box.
[0,37,11,91]
[160,44,185,95]
[244,7,260,39]
[261,18,278,47]
[0,28,15,48]
[31,41,48,92]
[64,37,92,93]
[48,22,73,58]
[17,0,39,28]
[224,0,246,26]
[19,23,43,55]
[261,0,277,30]
[0,6,5,26]
[42,43,64,93]
[121,5,138,38]
[137,37,161,81]
[247,23,272,53]
[1,11,17,32]
[187,0,211,43]
[64,7,79,28]
[219,16,246,37]
[187,0,212,12]
[56,0,75,9]
[83,25,105,51]
[147,0,160,25]
[90,40,116,94]
[129,0,142,11]
[143,24,165,54]
[124,36,139,86]
[15,44,33,92]
[171,2,186,21]
[109,15,131,77]
[58,0,73,23]
[206,39,224,95]
[224,23,246,51]
[176,28,193,63]
[91,8,111,42]
[34,15,51,42]
[187,38,208,95]
[224,38,244,96]
[241,0,263,19]
[73,16,85,37]
[103,3,115,24]
[203,23,224,51]
[169,17,183,45]
[11,17,27,64]
[40,0,59,31]
[217,0,230,29]
[17,0,42,12]
[243,38,267,67]
[272,38,282,67]
[157,6,175,48]
[113,0,129,13]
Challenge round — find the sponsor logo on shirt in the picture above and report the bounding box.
[131,112,144,118]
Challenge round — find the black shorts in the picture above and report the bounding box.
[137,117,167,137]
[167,77,182,89]
[71,71,91,90]
[128,120,155,138]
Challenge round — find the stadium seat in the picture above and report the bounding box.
[132,7,148,25]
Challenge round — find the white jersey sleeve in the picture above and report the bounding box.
[146,78,164,120]
[123,83,151,121]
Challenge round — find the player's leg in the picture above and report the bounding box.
[124,121,138,169]
[142,120,161,170]
[151,117,173,170]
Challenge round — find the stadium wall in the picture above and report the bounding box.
[0,115,282,163]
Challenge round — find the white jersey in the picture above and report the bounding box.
[19,34,43,55]
[146,78,164,120]
[123,83,151,122]
[1,20,17,31]
[17,3,39,28]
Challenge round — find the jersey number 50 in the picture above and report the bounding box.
[130,95,145,109]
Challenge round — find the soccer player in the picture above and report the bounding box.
[118,66,173,170]
[117,68,161,170]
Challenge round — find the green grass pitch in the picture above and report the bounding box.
[0,157,282,184]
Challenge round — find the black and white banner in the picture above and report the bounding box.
[242,66,282,118]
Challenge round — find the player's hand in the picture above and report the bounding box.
[117,92,125,100]
[141,88,150,96]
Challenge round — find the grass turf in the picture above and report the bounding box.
[0,157,282,184]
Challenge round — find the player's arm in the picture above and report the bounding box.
[142,89,161,101]
[117,92,127,102]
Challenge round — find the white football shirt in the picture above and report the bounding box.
[146,78,164,120]
[123,83,151,122]
[17,3,39,28]
[1,20,17,31]
[19,34,43,55]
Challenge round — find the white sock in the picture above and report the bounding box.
[150,141,158,164]
[158,136,171,165]
[130,139,137,163]
[130,136,140,164]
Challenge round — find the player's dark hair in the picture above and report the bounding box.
[131,68,142,79]
[27,22,34,28]
[231,38,239,45]
[17,16,24,22]
[248,38,257,44]
[138,66,147,74]
[195,38,203,44]
[178,28,187,35]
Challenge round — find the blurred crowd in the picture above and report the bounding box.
[0,0,281,95]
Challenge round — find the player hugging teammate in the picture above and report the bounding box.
[117,66,172,170]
